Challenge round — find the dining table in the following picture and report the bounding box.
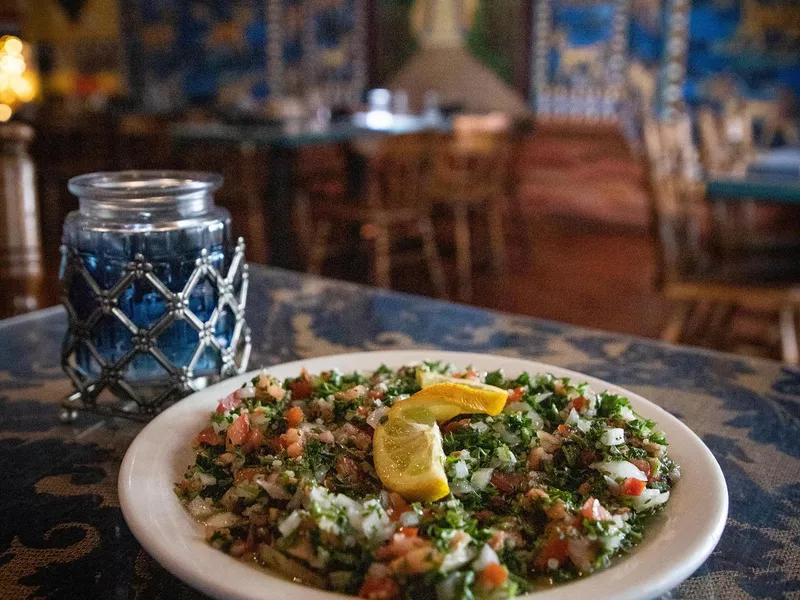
[170,115,450,270]
[1,265,798,599]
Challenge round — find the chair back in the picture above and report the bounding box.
[356,133,435,212]
[697,104,754,176]
[643,115,707,285]
[432,125,511,201]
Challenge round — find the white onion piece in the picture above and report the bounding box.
[278,510,303,536]
[453,460,470,479]
[471,468,494,490]
[367,406,390,428]
[204,511,242,528]
[619,405,637,422]
[591,460,647,481]
[256,478,291,500]
[600,428,626,446]
[236,385,256,399]
[400,511,420,527]
[186,496,215,519]
[629,489,670,511]
[472,544,500,572]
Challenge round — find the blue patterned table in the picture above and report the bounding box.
[1,267,798,599]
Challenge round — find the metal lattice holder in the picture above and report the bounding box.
[59,239,251,423]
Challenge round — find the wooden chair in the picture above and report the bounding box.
[429,122,511,300]
[644,117,800,363]
[305,133,448,298]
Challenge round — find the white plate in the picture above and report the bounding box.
[119,350,728,600]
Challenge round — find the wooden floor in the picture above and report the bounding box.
[385,216,668,339]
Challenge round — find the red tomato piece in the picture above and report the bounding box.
[226,413,250,447]
[285,406,304,427]
[193,427,223,446]
[629,459,652,480]
[359,577,401,600]
[622,477,647,496]
[534,534,570,569]
[580,497,613,521]
[478,563,508,589]
[217,391,241,413]
[507,387,525,403]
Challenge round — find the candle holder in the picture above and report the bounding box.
[59,171,251,422]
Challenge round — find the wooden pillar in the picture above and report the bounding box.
[0,122,43,315]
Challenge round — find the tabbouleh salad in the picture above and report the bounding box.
[176,362,679,599]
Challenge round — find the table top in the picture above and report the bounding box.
[170,114,450,149]
[2,266,798,599]
[706,147,800,203]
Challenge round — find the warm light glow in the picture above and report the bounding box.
[3,37,22,55]
[0,36,40,118]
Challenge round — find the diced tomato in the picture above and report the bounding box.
[216,391,241,413]
[478,563,508,589]
[534,534,570,569]
[622,477,647,496]
[572,396,587,411]
[490,472,523,493]
[580,497,613,521]
[399,527,418,538]
[507,387,525,403]
[557,424,572,436]
[368,388,385,400]
[629,459,652,480]
[554,381,566,395]
[289,377,313,400]
[359,576,401,600]
[285,406,304,427]
[193,427,223,446]
[244,427,264,452]
[226,413,250,448]
[234,467,265,484]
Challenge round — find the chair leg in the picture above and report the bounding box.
[418,217,448,300]
[373,226,391,289]
[487,200,506,272]
[662,302,692,343]
[453,204,472,301]
[307,220,332,275]
[779,306,799,365]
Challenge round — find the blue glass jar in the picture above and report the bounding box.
[60,171,249,415]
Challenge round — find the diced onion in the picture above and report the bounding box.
[619,405,637,422]
[591,460,647,481]
[629,489,670,511]
[186,496,215,519]
[194,472,217,486]
[278,510,303,536]
[367,406,389,428]
[600,428,626,446]
[472,544,500,572]
[453,460,470,479]
[204,511,241,528]
[236,385,256,399]
[256,478,291,500]
[400,511,420,527]
[470,468,494,490]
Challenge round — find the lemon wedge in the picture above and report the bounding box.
[373,382,508,502]
[416,368,505,395]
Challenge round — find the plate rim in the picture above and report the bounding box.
[119,350,729,600]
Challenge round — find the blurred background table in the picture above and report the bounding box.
[1,265,798,598]
[706,147,800,204]
[170,116,451,269]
